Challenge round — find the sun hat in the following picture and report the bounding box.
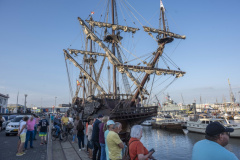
[107,120,115,126]
[205,121,234,136]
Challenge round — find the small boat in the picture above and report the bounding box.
[152,118,184,130]
[187,116,240,138]
[182,129,189,134]
[234,115,240,120]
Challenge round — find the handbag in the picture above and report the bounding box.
[122,140,138,160]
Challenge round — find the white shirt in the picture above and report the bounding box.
[69,117,73,123]
[19,121,27,135]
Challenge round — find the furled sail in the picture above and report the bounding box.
[116,64,185,78]
[64,49,106,94]
[78,17,149,95]
[85,20,139,34]
[143,26,186,39]
[68,49,107,57]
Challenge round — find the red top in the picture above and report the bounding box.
[86,122,88,134]
[129,137,149,160]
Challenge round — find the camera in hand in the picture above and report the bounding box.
[149,148,155,153]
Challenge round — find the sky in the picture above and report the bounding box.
[0,0,240,107]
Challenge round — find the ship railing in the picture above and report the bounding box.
[111,106,158,118]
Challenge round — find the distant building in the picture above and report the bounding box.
[0,93,9,113]
[31,104,70,113]
[7,104,25,113]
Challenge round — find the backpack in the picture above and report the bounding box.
[122,140,138,160]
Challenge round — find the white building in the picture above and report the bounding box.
[0,93,9,113]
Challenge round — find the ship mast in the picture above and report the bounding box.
[89,17,93,95]
[112,0,117,98]
[130,0,168,106]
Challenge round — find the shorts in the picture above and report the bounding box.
[88,140,93,149]
[39,132,47,137]
[20,133,26,143]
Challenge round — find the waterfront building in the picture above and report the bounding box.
[7,104,25,113]
[31,104,70,113]
[0,93,9,113]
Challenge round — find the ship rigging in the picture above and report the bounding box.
[63,0,186,133]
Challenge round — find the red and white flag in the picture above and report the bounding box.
[91,11,95,15]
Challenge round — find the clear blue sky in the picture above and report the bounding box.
[0,0,240,107]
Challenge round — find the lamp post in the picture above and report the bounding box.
[54,97,57,113]
[24,94,27,113]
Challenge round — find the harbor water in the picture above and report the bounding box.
[141,120,240,160]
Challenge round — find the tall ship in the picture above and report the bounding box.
[63,0,186,136]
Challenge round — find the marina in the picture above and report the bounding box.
[141,120,240,160]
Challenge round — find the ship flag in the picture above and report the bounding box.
[77,80,81,86]
[91,11,95,15]
[160,0,165,11]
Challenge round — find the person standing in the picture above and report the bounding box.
[87,119,94,159]
[50,114,54,123]
[25,116,35,150]
[92,115,103,160]
[16,116,29,156]
[104,120,115,160]
[99,116,109,160]
[38,115,49,145]
[77,120,85,151]
[72,116,80,143]
[61,113,69,132]
[106,122,124,160]
[33,115,40,140]
[192,121,238,160]
[129,125,155,160]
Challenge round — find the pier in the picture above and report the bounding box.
[47,118,90,160]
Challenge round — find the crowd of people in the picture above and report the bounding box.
[16,114,49,156]
[51,113,156,160]
[11,111,240,159]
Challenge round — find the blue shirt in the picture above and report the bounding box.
[192,139,238,160]
[104,130,110,160]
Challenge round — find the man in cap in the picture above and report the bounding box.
[92,114,103,160]
[105,120,115,160]
[192,121,238,160]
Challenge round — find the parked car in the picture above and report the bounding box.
[5,115,31,136]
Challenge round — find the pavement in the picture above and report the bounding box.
[52,140,91,160]
[0,130,47,160]
[0,116,91,160]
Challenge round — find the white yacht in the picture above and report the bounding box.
[187,117,240,138]
[234,115,240,120]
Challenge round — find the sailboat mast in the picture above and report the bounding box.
[112,0,117,98]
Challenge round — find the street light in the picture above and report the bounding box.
[24,94,27,113]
